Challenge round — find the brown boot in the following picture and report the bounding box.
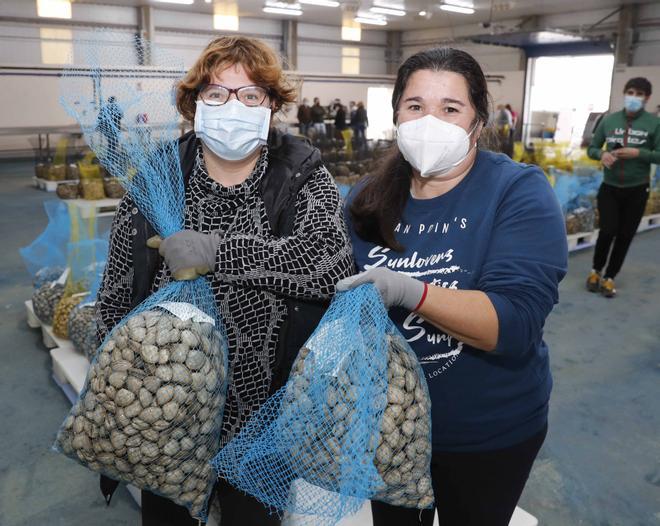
[600,277,616,298]
[586,270,601,293]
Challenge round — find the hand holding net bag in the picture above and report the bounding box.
[212,284,434,525]
[52,31,229,520]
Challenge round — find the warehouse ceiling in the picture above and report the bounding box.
[71,0,651,31]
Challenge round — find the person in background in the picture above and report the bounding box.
[96,95,123,156]
[297,98,312,136]
[494,103,514,157]
[506,103,518,130]
[349,100,357,127]
[586,77,660,297]
[311,97,326,138]
[97,35,354,526]
[353,101,369,151]
[338,47,567,526]
[334,101,347,140]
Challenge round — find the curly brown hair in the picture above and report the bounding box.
[176,36,297,122]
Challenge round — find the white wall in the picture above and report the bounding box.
[2,0,660,156]
[0,1,390,155]
[487,71,526,115]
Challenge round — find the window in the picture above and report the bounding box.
[341,47,360,75]
[40,27,73,65]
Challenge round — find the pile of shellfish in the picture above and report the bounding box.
[282,333,433,509]
[68,303,100,361]
[55,307,228,518]
[32,282,65,325]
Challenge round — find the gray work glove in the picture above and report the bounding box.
[147,230,220,281]
[336,267,427,311]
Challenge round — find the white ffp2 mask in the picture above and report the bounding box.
[194,99,271,161]
[396,115,477,178]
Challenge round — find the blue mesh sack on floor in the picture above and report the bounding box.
[212,284,433,525]
[552,168,598,234]
[20,199,70,282]
[53,31,227,520]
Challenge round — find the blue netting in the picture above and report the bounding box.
[33,266,66,290]
[53,31,227,520]
[58,31,185,237]
[20,200,70,279]
[212,285,433,525]
[65,239,109,294]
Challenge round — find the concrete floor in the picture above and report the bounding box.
[0,159,658,526]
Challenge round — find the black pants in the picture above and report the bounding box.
[371,425,547,526]
[141,479,280,526]
[593,183,649,279]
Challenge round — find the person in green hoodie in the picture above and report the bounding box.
[586,77,660,297]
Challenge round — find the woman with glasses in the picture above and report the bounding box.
[97,36,354,525]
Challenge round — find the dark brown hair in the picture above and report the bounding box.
[350,47,491,251]
[176,36,297,122]
[624,77,652,96]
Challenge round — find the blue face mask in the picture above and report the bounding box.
[624,95,644,113]
[194,99,271,161]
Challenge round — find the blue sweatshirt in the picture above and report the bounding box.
[346,150,568,452]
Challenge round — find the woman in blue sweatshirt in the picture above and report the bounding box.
[337,48,568,525]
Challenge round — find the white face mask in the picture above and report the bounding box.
[194,99,271,161]
[396,114,478,178]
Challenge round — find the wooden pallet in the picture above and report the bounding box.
[25,299,72,349]
[50,346,89,403]
[638,213,660,232]
[285,501,537,526]
[567,231,597,252]
[67,198,121,218]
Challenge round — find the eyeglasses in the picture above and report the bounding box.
[198,84,270,107]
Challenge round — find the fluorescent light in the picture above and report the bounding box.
[263,6,303,15]
[370,6,405,16]
[299,0,339,6]
[355,16,387,25]
[37,0,72,18]
[418,10,427,16]
[445,0,474,6]
[439,4,475,14]
[153,0,195,4]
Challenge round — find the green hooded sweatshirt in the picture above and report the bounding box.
[587,109,660,187]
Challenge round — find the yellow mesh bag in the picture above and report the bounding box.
[53,137,69,166]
